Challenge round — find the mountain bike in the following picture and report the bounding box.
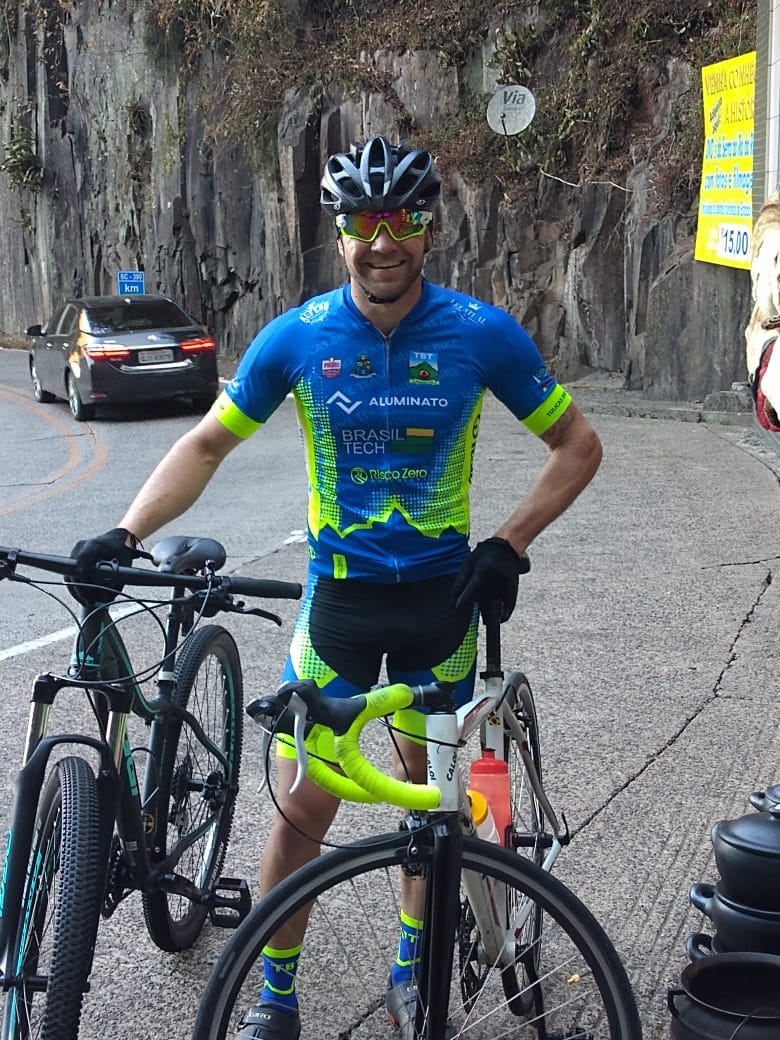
[193,613,640,1039]
[0,537,301,1040]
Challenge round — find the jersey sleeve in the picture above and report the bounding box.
[211,314,303,439]
[478,308,571,436]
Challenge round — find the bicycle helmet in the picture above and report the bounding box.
[320,135,440,214]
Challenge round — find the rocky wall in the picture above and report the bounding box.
[0,1,752,399]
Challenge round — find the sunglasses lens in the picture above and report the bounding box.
[337,210,431,241]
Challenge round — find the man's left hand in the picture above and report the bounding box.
[452,537,527,622]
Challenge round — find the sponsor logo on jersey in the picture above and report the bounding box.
[350,466,429,483]
[327,390,362,414]
[351,354,376,378]
[299,299,330,324]
[531,365,553,387]
[452,300,488,326]
[340,427,435,456]
[409,351,439,384]
[367,395,448,408]
[322,357,341,378]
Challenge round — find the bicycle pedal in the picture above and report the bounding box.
[207,876,252,928]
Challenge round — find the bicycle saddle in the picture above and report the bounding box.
[151,536,227,573]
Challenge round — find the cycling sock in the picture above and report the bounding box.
[259,944,302,1012]
[389,910,424,986]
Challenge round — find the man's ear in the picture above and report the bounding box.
[336,234,345,258]
[423,228,434,254]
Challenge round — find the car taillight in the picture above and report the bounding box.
[84,344,132,360]
[180,337,216,354]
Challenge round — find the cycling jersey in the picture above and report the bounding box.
[212,280,571,582]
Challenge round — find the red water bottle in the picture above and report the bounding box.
[468,749,511,846]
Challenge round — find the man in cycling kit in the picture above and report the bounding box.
[72,135,602,1040]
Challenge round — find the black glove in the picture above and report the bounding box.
[452,537,527,623]
[67,528,143,606]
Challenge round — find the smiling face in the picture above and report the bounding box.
[336,217,433,331]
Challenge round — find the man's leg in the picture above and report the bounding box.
[240,761,340,1040]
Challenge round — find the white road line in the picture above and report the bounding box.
[0,605,138,662]
[0,625,75,661]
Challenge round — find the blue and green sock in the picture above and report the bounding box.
[389,910,424,987]
[260,944,302,1013]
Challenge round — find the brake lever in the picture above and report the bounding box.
[234,604,282,625]
[249,690,310,795]
[288,691,310,795]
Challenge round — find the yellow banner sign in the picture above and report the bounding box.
[694,51,755,269]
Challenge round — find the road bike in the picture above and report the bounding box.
[193,609,641,1039]
[0,537,301,1039]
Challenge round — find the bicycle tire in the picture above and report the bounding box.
[1,756,101,1040]
[192,832,641,1040]
[142,624,243,952]
[498,671,545,1010]
[502,672,544,864]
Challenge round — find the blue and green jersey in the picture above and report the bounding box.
[212,280,570,582]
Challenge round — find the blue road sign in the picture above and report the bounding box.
[117,270,145,295]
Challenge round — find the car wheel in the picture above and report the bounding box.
[67,372,96,422]
[30,359,55,403]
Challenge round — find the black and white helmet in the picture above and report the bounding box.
[320,135,441,214]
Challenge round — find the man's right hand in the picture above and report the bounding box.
[67,527,144,605]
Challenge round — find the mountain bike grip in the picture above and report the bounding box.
[220,575,302,599]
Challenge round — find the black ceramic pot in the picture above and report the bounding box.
[711,786,780,911]
[668,952,780,1039]
[685,932,730,961]
[690,881,780,955]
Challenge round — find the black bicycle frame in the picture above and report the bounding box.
[0,593,234,988]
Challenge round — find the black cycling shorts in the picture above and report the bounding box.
[281,573,478,702]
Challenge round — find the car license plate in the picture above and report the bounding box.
[138,348,174,364]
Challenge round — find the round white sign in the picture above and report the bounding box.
[486,85,536,135]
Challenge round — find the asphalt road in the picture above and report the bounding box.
[1,346,779,1038]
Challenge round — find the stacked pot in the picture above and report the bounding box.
[668,784,780,1039]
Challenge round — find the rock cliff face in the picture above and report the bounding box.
[0,1,752,399]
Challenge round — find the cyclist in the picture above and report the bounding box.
[72,135,602,1040]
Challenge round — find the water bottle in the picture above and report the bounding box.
[468,789,499,843]
[469,748,511,846]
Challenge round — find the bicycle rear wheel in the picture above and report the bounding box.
[502,672,544,864]
[495,671,545,1010]
[142,624,243,951]
[192,832,641,1040]
[1,756,100,1040]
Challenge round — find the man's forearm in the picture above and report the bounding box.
[497,410,602,555]
[119,433,226,541]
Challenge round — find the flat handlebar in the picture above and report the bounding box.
[0,544,303,601]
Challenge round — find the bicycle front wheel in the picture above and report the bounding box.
[192,833,641,1040]
[142,624,243,952]
[1,756,100,1040]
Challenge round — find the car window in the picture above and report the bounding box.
[42,306,65,335]
[84,300,194,333]
[55,304,79,336]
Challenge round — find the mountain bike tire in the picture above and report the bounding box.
[191,832,641,1040]
[142,624,243,952]
[1,756,100,1040]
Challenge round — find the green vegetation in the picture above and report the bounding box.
[0,98,43,192]
[141,0,755,209]
[2,1,756,210]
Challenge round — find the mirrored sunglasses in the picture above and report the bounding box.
[335,209,433,243]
